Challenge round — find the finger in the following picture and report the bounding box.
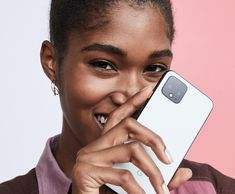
[73,162,145,194]
[79,117,172,164]
[77,142,167,194]
[102,85,153,134]
[168,168,192,190]
[102,168,145,194]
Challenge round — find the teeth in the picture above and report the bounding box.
[96,114,108,126]
[100,116,106,124]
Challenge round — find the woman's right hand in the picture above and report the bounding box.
[71,86,191,194]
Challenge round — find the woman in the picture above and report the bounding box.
[0,0,234,194]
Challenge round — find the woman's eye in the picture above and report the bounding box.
[89,60,116,71]
[143,64,167,74]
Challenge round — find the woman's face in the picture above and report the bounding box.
[59,3,172,146]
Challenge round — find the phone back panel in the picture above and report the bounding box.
[107,71,213,193]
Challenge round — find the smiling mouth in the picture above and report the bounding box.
[94,114,108,128]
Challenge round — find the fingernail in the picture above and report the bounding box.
[165,148,173,164]
[162,183,170,194]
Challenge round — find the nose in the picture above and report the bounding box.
[123,72,148,98]
[110,72,150,106]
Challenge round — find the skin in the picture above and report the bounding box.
[41,2,192,194]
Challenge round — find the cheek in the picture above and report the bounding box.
[64,69,117,109]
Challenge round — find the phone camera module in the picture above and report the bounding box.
[162,76,188,104]
[168,85,172,89]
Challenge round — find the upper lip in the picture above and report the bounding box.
[93,107,114,119]
[94,106,143,120]
[94,113,109,120]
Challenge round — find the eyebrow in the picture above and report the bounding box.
[149,49,173,59]
[81,43,127,57]
[81,43,173,59]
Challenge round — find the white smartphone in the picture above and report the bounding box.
[107,70,213,194]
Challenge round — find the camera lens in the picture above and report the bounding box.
[177,91,181,96]
[162,76,188,104]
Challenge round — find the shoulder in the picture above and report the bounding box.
[181,159,235,194]
[0,168,39,194]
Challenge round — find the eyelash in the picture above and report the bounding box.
[89,60,167,74]
[89,60,116,72]
[143,64,167,74]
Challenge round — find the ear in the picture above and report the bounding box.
[40,40,58,82]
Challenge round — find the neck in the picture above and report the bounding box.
[55,119,82,178]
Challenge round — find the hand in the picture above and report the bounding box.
[71,86,192,194]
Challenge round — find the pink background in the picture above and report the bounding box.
[171,1,235,178]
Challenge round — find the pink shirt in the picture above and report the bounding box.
[35,136,217,194]
[36,136,71,194]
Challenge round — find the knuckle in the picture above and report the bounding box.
[72,162,87,179]
[119,170,133,183]
[148,167,162,181]
[129,141,143,153]
[76,148,86,157]
[72,162,95,191]
[122,117,135,129]
[150,133,163,148]
[155,133,164,144]
[150,169,164,188]
[129,100,139,110]
[76,148,89,162]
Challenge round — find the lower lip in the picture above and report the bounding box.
[94,116,104,130]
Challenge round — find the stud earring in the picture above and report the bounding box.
[51,79,59,96]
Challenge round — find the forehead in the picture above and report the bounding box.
[110,2,166,34]
[68,2,170,54]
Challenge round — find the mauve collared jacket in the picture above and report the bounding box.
[1,159,235,194]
